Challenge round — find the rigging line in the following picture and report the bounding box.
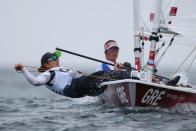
[155,36,175,67]
[77,72,118,81]
[16,66,46,73]
[171,46,196,78]
[155,41,166,58]
[23,66,38,68]
[142,35,175,70]
[142,39,172,70]
[187,52,196,72]
[16,65,118,81]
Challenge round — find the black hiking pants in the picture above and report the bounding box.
[63,70,131,98]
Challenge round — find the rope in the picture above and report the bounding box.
[155,41,166,56]
[187,52,196,72]
[155,36,175,67]
[77,71,118,81]
[170,46,196,78]
[142,36,175,70]
[16,66,118,81]
[16,66,46,73]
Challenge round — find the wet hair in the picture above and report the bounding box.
[38,65,47,73]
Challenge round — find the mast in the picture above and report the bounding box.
[145,0,162,82]
[140,27,145,70]
[133,0,142,70]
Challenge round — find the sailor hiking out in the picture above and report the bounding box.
[15,51,132,98]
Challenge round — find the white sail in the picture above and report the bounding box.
[133,0,196,80]
[162,0,196,43]
[133,0,158,70]
[139,0,157,34]
[136,0,196,42]
[133,0,141,70]
[145,0,163,82]
[133,0,163,81]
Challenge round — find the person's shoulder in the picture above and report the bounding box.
[40,67,62,76]
[105,60,115,70]
[96,63,103,71]
[96,62,103,67]
[40,71,50,76]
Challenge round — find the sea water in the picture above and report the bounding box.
[1,67,196,131]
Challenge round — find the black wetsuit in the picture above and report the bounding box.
[63,70,131,98]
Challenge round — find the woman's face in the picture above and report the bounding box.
[44,57,60,69]
[105,47,119,62]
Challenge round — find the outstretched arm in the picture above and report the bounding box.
[15,64,50,86]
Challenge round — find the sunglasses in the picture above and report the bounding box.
[48,56,58,62]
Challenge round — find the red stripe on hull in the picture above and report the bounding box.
[102,82,196,109]
[102,83,132,107]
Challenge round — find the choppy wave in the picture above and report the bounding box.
[1,68,196,131]
[1,96,196,131]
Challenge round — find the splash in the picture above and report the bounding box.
[72,96,99,105]
[169,103,196,114]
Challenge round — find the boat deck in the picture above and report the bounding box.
[101,79,196,94]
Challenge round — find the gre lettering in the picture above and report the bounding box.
[141,88,166,106]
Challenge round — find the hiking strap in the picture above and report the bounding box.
[46,71,55,86]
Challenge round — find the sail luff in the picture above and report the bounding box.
[133,0,141,70]
[145,0,163,82]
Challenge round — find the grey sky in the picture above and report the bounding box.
[0,0,195,74]
[0,0,133,68]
